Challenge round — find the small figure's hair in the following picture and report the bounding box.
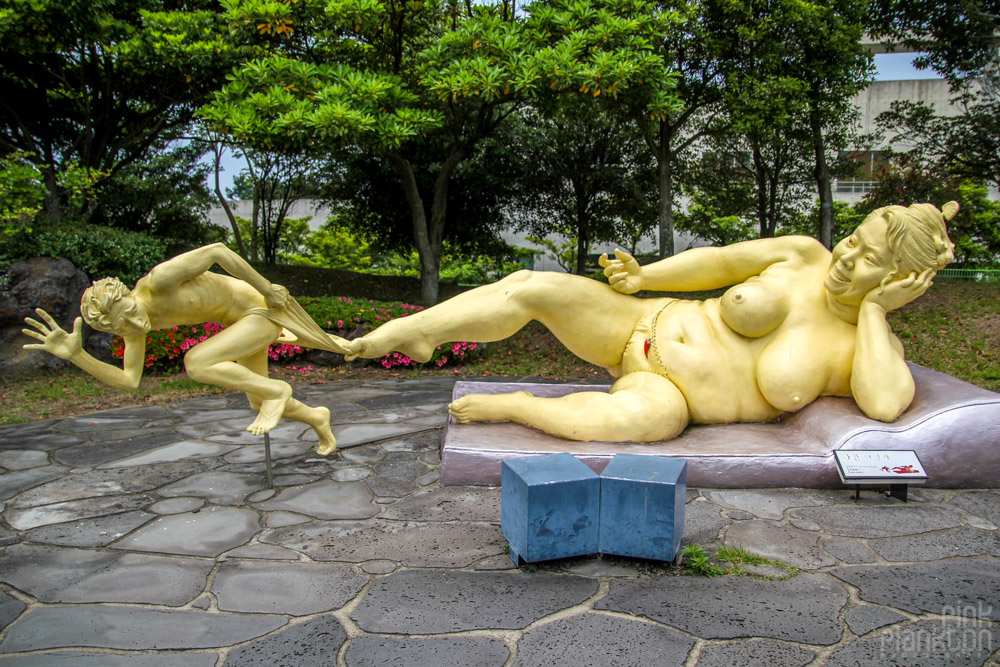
[80,277,132,332]
[871,202,957,291]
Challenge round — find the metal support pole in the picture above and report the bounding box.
[263,432,273,490]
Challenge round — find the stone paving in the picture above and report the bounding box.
[0,376,998,666]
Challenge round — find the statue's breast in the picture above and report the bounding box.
[719,280,790,338]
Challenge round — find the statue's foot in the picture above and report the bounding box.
[313,406,337,455]
[345,322,433,363]
[247,384,293,435]
[449,391,532,424]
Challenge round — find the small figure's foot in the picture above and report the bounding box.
[344,322,434,363]
[247,383,293,435]
[449,391,532,424]
[312,406,337,455]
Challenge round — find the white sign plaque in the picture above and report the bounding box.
[834,450,928,485]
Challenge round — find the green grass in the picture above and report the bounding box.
[681,545,799,580]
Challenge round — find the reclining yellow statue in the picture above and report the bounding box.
[344,202,957,442]
[22,243,348,455]
[23,201,955,450]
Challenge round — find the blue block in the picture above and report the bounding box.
[599,454,686,561]
[501,453,600,565]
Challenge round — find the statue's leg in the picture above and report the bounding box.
[183,315,292,434]
[450,371,689,442]
[237,350,338,454]
[348,270,656,367]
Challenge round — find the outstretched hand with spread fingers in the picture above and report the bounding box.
[22,309,83,360]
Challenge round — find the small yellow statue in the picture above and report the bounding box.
[345,202,958,443]
[22,243,348,455]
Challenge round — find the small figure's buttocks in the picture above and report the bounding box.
[720,278,790,338]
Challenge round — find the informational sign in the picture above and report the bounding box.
[834,450,928,485]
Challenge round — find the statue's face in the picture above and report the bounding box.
[108,296,151,335]
[825,215,894,306]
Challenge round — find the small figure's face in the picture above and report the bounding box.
[108,296,151,336]
[825,215,895,306]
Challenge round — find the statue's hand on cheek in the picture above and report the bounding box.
[864,268,935,312]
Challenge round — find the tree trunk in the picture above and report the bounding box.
[656,122,675,258]
[751,143,771,238]
[41,166,62,223]
[810,102,835,249]
[212,143,247,258]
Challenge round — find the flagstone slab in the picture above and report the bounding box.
[346,635,509,667]
[332,422,440,449]
[226,542,300,560]
[949,490,1000,526]
[4,492,155,530]
[379,486,501,523]
[356,390,454,410]
[0,590,25,630]
[0,652,218,666]
[149,497,205,515]
[868,527,1000,561]
[682,499,729,546]
[56,417,149,432]
[213,560,367,615]
[54,432,187,468]
[0,466,69,502]
[516,612,693,667]
[826,618,998,667]
[596,573,848,644]
[822,537,877,564]
[331,467,372,482]
[844,605,909,637]
[693,639,815,667]
[100,441,240,468]
[789,505,964,538]
[158,471,262,504]
[0,430,83,451]
[352,570,598,634]
[224,615,346,667]
[0,606,286,652]
[22,510,155,547]
[0,544,210,605]
[262,519,504,568]
[382,430,442,453]
[0,450,50,471]
[222,440,315,463]
[12,461,212,507]
[724,520,836,569]
[830,558,1000,617]
[113,506,260,557]
[366,458,429,497]
[254,480,379,520]
[704,489,845,520]
[341,446,386,463]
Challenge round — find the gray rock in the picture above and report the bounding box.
[682,499,729,546]
[54,431,190,468]
[113,506,260,557]
[22,510,154,547]
[340,446,385,464]
[331,467,371,482]
[869,527,1000,561]
[950,490,1000,526]
[356,390,453,409]
[725,510,755,521]
[823,537,877,564]
[99,440,240,467]
[0,653,218,666]
[149,497,205,515]
[0,430,82,451]
[225,615,347,667]
[417,471,440,486]
[158,471,263,505]
[0,590,26,630]
[346,635,509,667]
[361,559,398,574]
[56,416,148,432]
[695,639,814,667]
[0,544,210,605]
[272,474,320,486]
[724,520,835,569]
[379,486,501,523]
[12,460,211,508]
[0,450,49,471]
[220,440,314,463]
[213,560,367,615]
[226,543,300,560]
[266,511,310,528]
[844,605,909,636]
[0,466,69,502]
[596,573,848,644]
[827,618,998,667]
[517,612,693,667]
[262,519,504,568]
[255,480,379,520]
[367,458,431,497]
[0,606,286,652]
[246,489,275,502]
[381,431,441,453]
[790,505,963,538]
[704,489,844,520]
[4,491,155,530]
[353,570,598,633]
[830,558,1000,617]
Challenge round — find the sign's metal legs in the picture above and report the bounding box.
[263,432,273,490]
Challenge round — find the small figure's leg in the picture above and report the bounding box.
[347,271,660,369]
[184,315,292,434]
[239,352,337,454]
[449,371,689,442]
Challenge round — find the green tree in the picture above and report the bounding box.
[0,0,235,223]
[203,0,680,303]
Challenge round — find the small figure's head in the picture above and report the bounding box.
[825,201,956,306]
[80,277,151,335]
